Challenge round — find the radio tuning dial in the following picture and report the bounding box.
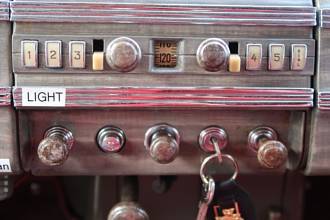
[37,126,74,166]
[144,124,180,164]
[106,37,141,72]
[196,38,230,72]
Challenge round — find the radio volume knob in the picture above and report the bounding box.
[37,126,74,166]
[196,38,230,72]
[106,37,141,72]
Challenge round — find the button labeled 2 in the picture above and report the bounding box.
[269,44,285,70]
[21,40,38,68]
[69,41,86,69]
[45,41,62,68]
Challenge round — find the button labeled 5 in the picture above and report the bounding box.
[269,44,285,70]
[45,41,62,68]
[21,40,38,68]
[69,41,86,69]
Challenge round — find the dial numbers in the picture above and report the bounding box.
[154,40,178,68]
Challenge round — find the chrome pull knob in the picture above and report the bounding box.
[37,126,74,166]
[106,37,141,72]
[97,126,126,152]
[144,124,180,164]
[248,127,288,169]
[196,38,230,72]
[108,202,149,220]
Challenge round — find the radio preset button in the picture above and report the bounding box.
[45,41,62,68]
[69,41,86,69]
[22,40,38,68]
[196,38,230,72]
[268,44,285,70]
[229,54,241,73]
[246,44,262,70]
[291,44,307,70]
[93,52,104,71]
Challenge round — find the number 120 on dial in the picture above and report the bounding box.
[154,40,178,68]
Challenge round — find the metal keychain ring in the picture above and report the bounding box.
[200,153,239,185]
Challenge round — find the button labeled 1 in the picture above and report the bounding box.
[246,44,262,70]
[269,44,285,70]
[45,41,62,68]
[69,41,86,69]
[21,40,38,68]
[291,44,307,70]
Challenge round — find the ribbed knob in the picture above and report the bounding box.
[108,202,149,220]
[37,126,74,166]
[145,124,180,164]
[258,140,288,169]
[196,38,230,71]
[106,37,141,72]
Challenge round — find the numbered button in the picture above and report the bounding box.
[291,44,307,71]
[21,40,38,68]
[246,44,262,70]
[269,44,285,70]
[69,41,86,69]
[45,41,62,68]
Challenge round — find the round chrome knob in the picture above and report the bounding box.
[108,202,149,220]
[37,126,74,166]
[97,126,126,152]
[248,127,288,169]
[258,140,288,169]
[106,37,141,72]
[144,124,180,164]
[196,38,230,72]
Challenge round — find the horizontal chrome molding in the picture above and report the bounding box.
[318,91,330,110]
[10,1,316,26]
[0,1,9,21]
[320,9,330,28]
[13,86,314,109]
[0,87,12,106]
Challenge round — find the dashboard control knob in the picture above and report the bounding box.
[106,37,141,72]
[196,38,230,71]
[108,202,149,220]
[37,126,74,166]
[97,126,126,152]
[144,124,180,164]
[248,127,288,169]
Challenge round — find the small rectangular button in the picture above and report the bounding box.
[291,44,307,70]
[45,41,62,68]
[246,44,262,70]
[229,55,241,73]
[21,40,38,68]
[269,44,285,70]
[69,41,86,69]
[93,52,104,71]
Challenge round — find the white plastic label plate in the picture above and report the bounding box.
[0,159,12,173]
[22,87,66,107]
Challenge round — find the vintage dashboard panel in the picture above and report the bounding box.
[0,0,20,175]
[10,0,316,175]
[306,0,330,175]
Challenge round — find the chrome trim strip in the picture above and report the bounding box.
[13,86,314,109]
[318,91,330,110]
[0,1,9,21]
[0,87,12,106]
[10,2,316,26]
[320,9,330,28]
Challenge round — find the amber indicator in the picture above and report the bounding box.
[154,40,178,68]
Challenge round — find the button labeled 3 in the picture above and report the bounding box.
[268,44,285,70]
[246,44,262,70]
[45,41,62,68]
[291,44,307,70]
[69,41,86,69]
[21,40,38,68]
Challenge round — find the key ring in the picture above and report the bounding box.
[200,153,239,186]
